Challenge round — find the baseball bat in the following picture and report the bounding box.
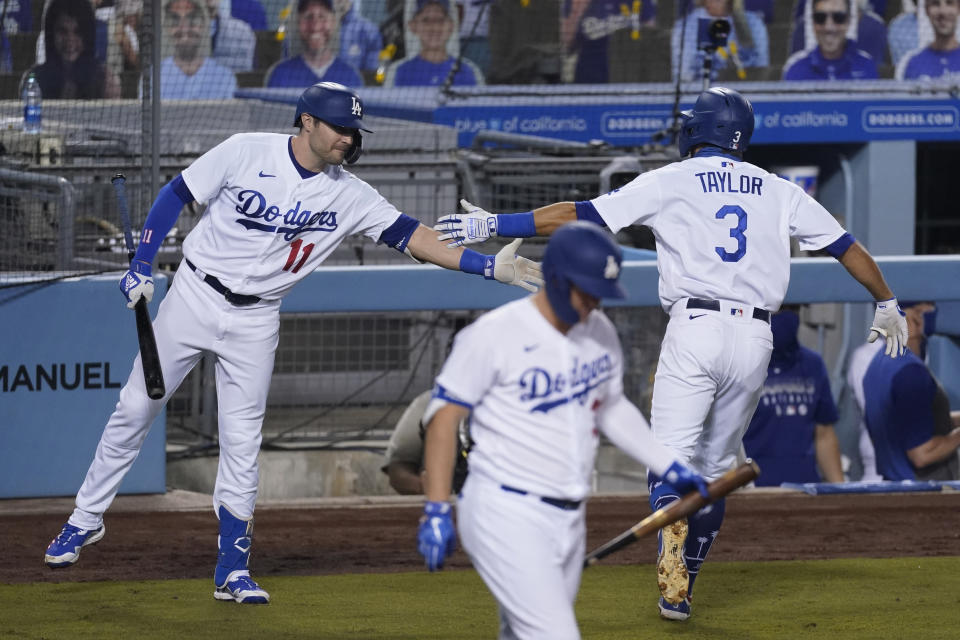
[112,173,166,400]
[583,459,760,568]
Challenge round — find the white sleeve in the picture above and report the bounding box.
[787,185,846,251]
[597,395,677,477]
[342,176,405,244]
[181,134,242,205]
[433,323,498,408]
[589,170,662,233]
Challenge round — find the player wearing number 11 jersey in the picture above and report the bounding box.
[434,87,908,622]
[42,82,542,603]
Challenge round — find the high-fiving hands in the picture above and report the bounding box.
[489,239,544,293]
[435,199,499,247]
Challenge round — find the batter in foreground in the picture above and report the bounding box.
[417,222,710,639]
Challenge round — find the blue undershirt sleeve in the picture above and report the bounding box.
[132,174,193,266]
[824,232,855,259]
[380,213,421,252]
[575,200,607,227]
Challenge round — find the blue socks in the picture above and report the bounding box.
[215,505,254,587]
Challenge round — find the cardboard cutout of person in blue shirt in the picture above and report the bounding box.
[561,0,658,84]
[789,0,887,65]
[897,0,960,80]
[783,0,877,80]
[266,0,363,88]
[383,0,482,87]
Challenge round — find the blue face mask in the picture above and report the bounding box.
[770,310,800,354]
[922,308,937,338]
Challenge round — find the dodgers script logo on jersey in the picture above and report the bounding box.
[234,189,339,241]
[519,354,614,413]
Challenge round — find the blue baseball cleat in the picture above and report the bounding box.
[44,523,105,568]
[658,596,692,621]
[214,570,270,604]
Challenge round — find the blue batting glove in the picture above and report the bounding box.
[417,501,456,571]
[119,259,154,309]
[662,461,710,499]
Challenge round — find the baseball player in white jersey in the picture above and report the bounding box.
[432,87,909,621]
[417,222,710,640]
[42,82,542,604]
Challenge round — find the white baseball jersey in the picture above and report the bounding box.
[182,132,403,300]
[435,297,623,501]
[438,297,625,639]
[591,154,846,312]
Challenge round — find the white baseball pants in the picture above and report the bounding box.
[652,299,774,481]
[458,472,585,640]
[68,264,280,529]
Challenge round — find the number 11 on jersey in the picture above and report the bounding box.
[283,239,315,273]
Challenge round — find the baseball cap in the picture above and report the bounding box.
[414,0,451,16]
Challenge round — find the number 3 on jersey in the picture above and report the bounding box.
[714,205,747,262]
[283,238,315,273]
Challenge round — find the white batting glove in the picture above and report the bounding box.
[490,239,544,293]
[868,297,908,357]
[119,260,154,309]
[435,199,499,247]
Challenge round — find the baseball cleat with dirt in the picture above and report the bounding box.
[658,595,691,621]
[657,519,689,604]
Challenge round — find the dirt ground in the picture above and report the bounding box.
[1,491,958,585]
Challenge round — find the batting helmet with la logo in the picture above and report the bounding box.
[294,82,372,164]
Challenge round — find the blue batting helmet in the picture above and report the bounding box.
[294,82,371,164]
[677,87,754,158]
[542,221,626,325]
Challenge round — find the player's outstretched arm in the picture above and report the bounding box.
[405,225,543,291]
[435,199,578,247]
[837,242,908,356]
[416,402,467,572]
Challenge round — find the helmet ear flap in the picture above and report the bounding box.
[345,131,362,164]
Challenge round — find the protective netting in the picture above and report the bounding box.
[0,0,947,451]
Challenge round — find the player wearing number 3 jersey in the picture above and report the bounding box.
[42,82,542,604]
[434,87,907,622]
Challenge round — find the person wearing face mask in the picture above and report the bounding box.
[863,301,960,481]
[742,305,845,486]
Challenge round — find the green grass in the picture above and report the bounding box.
[3,557,959,639]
